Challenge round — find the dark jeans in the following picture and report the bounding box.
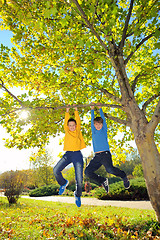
[85,151,126,185]
[53,151,84,197]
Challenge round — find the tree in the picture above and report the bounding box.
[118,149,141,176]
[30,149,56,186]
[0,170,25,204]
[0,0,159,220]
[133,164,144,178]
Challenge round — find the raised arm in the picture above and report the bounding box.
[74,110,81,130]
[91,104,95,131]
[64,107,70,131]
[99,108,107,130]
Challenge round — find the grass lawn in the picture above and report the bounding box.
[0,197,160,239]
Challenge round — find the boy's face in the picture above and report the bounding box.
[94,121,103,130]
[68,121,76,131]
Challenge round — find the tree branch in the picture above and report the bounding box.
[131,73,148,93]
[0,79,24,107]
[124,28,160,65]
[98,87,122,104]
[119,0,135,49]
[103,112,131,126]
[147,98,160,133]
[71,0,109,52]
[132,65,160,93]
[142,93,160,114]
[0,103,123,117]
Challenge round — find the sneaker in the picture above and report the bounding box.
[74,192,81,207]
[123,177,130,189]
[102,178,109,193]
[59,180,69,195]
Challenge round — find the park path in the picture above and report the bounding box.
[22,196,153,210]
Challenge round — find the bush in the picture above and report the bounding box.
[93,177,149,200]
[1,170,25,204]
[29,184,59,197]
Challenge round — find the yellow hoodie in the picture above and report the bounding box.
[63,111,86,151]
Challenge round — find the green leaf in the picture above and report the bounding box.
[50,7,57,16]
[154,42,160,49]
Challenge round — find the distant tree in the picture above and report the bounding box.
[133,164,144,178]
[63,166,75,185]
[30,149,56,186]
[116,149,141,176]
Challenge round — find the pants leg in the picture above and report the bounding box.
[101,151,126,179]
[72,151,84,197]
[53,153,71,186]
[84,154,105,185]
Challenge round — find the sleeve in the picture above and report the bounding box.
[91,109,95,131]
[75,111,81,130]
[64,112,70,131]
[100,108,107,131]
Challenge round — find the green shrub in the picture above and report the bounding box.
[1,170,25,204]
[93,177,149,200]
[29,184,59,197]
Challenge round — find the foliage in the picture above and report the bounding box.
[0,198,159,239]
[133,163,144,178]
[118,150,142,176]
[0,0,159,156]
[63,166,76,186]
[30,148,56,186]
[0,0,160,221]
[0,170,25,204]
[29,184,59,197]
[93,177,149,200]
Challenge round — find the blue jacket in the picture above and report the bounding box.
[91,108,110,153]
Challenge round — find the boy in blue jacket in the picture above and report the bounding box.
[85,104,130,193]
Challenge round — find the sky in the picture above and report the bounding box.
[0,29,93,173]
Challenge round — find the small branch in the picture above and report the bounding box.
[119,0,135,49]
[124,29,159,65]
[142,93,160,114]
[0,79,24,107]
[99,88,122,104]
[103,112,131,127]
[131,73,149,93]
[71,0,109,52]
[132,66,160,93]
[147,98,160,133]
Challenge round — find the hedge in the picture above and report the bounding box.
[92,177,149,200]
[29,184,59,197]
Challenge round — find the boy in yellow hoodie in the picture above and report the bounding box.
[53,105,86,207]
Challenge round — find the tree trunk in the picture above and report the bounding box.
[134,131,160,222]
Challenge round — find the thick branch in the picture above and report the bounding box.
[124,29,159,65]
[0,103,123,117]
[147,98,160,133]
[142,93,160,114]
[71,0,109,52]
[119,0,135,49]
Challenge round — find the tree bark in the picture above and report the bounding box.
[132,124,160,221]
[110,48,160,221]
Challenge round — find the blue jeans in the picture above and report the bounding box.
[85,151,126,185]
[53,151,84,197]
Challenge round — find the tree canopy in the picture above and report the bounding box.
[0,0,159,154]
